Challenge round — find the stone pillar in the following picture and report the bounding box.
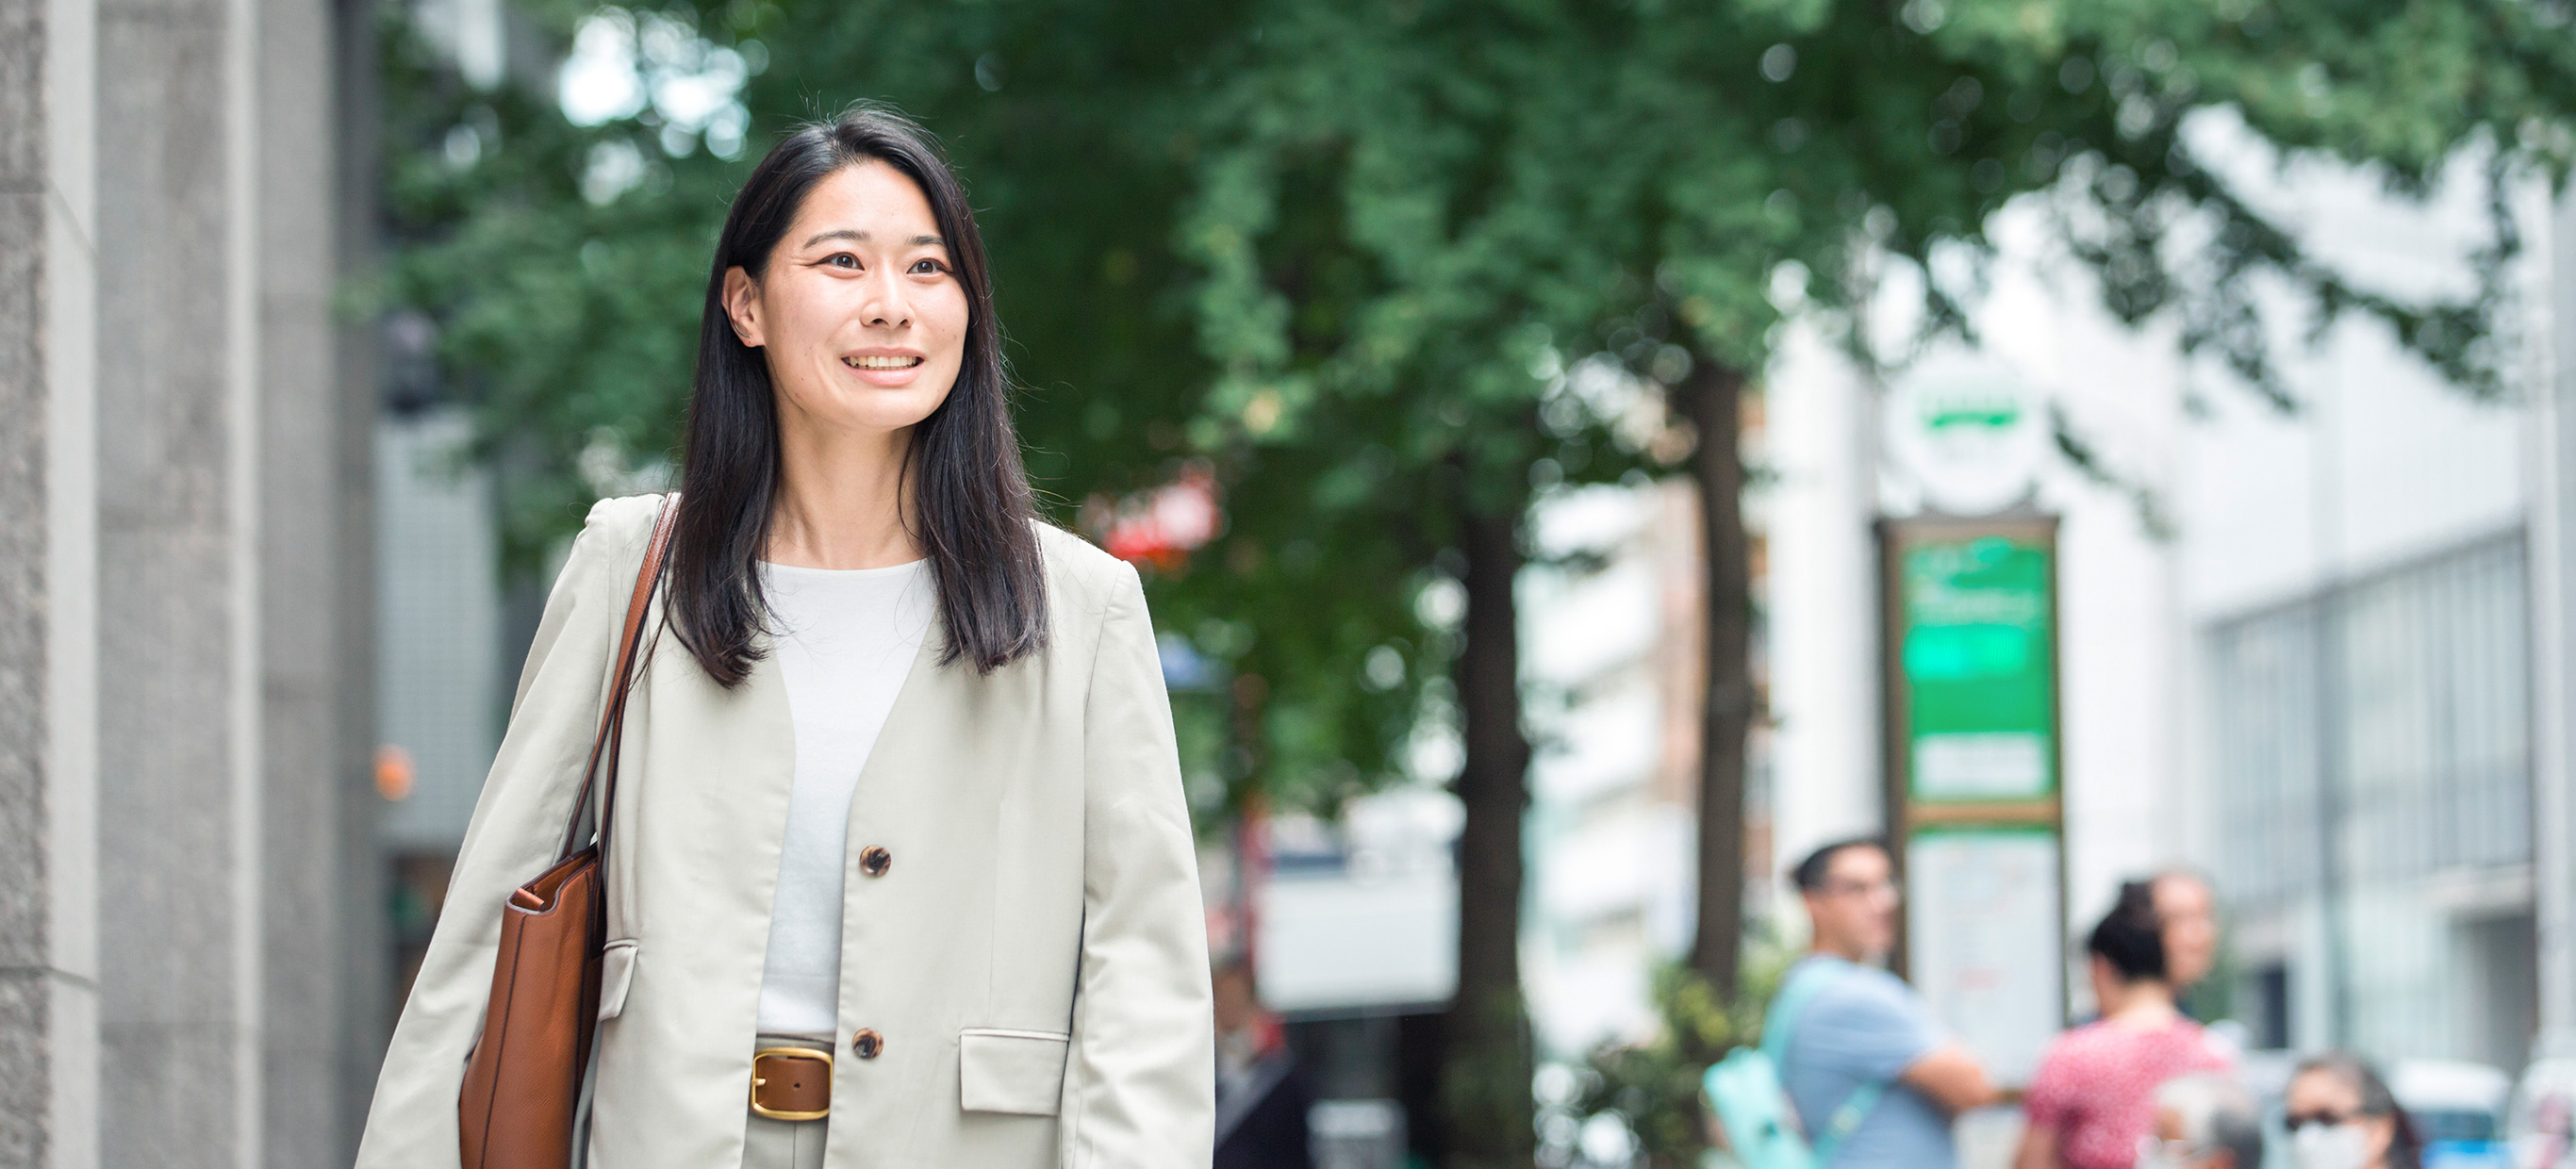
[91,0,266,1155]
[1,0,105,1161]
[327,0,392,1147]
[256,0,384,1160]
[0,0,374,1161]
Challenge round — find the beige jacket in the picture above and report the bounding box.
[355,494,1214,1169]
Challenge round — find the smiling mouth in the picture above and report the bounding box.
[844,354,923,370]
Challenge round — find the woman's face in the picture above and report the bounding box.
[722,160,968,439]
[2286,1069,2397,1169]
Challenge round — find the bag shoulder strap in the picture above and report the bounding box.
[1811,1080,1887,1163]
[1759,958,1848,1067]
[554,494,682,861]
[1761,957,1891,1165]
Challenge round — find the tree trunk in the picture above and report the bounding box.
[1683,357,1755,1002]
[1441,502,1534,1169]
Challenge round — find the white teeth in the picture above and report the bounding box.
[844,355,922,370]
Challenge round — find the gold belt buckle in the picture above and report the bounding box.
[750,1046,834,1121]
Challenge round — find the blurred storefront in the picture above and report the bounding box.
[1242,793,1461,1168]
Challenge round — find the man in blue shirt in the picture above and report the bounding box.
[1776,838,2000,1168]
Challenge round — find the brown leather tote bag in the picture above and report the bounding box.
[459,496,679,1169]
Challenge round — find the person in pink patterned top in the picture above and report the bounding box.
[2012,896,2233,1169]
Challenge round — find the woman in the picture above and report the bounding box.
[356,107,1214,1169]
[2012,899,2230,1169]
[2284,1053,2422,1169]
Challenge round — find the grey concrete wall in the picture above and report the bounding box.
[0,0,58,1155]
[0,0,371,1162]
[91,0,258,1158]
[330,0,390,1148]
[3,0,106,1161]
[256,0,378,1161]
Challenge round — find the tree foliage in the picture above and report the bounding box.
[1176,0,2576,523]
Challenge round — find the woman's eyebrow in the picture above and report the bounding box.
[799,228,947,249]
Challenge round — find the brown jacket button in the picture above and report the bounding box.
[851,1029,884,1059]
[858,846,892,877]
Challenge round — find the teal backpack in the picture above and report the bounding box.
[1700,960,1888,1169]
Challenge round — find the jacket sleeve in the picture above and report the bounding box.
[1059,559,1216,1168]
[354,497,654,1169]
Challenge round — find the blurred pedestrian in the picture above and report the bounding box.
[2286,1053,2422,1169]
[2014,899,2231,1169]
[2137,1074,2265,1169]
[355,107,1214,1169]
[2122,871,2219,998]
[1775,838,2000,1168]
[1214,960,1315,1169]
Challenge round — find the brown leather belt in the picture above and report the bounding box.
[750,1046,833,1121]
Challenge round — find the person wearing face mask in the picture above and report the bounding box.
[2014,900,2232,1169]
[2284,1053,2423,1169]
[2135,1074,2264,1169]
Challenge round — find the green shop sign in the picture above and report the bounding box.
[1895,533,2057,802]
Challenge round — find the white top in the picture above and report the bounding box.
[753,558,936,1038]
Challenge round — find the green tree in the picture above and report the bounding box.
[378,0,1450,815]
[1174,1,2573,1163]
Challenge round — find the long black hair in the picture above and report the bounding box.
[668,106,1048,683]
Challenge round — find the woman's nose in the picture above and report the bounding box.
[859,267,912,328]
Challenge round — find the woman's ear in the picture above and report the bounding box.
[723,266,765,348]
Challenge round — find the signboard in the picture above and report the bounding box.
[1905,829,2066,1085]
[1898,535,2056,803]
[1881,515,2066,1088]
[1883,352,2051,516]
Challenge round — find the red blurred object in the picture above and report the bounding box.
[1096,463,1221,569]
[1250,1008,1287,1060]
[1237,789,1270,975]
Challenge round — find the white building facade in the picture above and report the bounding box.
[1753,119,2576,1073]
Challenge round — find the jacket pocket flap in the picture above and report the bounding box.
[958,1029,1070,1116]
[598,940,638,1021]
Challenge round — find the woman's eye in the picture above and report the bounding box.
[828,254,860,269]
[910,259,946,274]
